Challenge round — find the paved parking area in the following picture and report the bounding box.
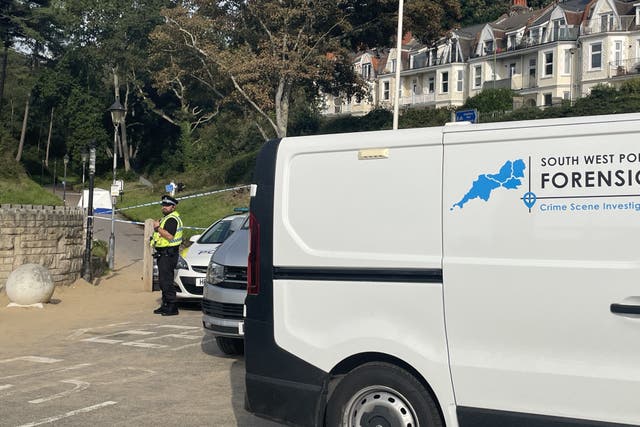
[0,305,283,427]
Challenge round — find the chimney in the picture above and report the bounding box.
[513,0,527,7]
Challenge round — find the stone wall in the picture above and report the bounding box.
[0,205,85,288]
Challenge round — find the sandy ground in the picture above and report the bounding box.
[1,188,160,350]
[0,259,158,349]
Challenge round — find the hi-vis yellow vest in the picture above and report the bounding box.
[151,211,183,248]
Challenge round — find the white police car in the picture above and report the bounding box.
[173,211,247,299]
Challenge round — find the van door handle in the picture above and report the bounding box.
[610,303,640,315]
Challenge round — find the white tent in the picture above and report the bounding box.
[77,188,113,214]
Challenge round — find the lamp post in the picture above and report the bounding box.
[80,149,88,209]
[82,141,96,281]
[53,159,57,194]
[569,47,577,105]
[393,0,404,130]
[108,99,125,270]
[62,154,69,206]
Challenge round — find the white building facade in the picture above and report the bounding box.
[322,0,640,117]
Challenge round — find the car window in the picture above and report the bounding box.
[230,216,246,231]
[199,219,233,244]
[241,216,249,230]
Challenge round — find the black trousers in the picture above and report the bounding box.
[157,251,178,304]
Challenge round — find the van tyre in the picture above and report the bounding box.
[215,336,244,355]
[325,362,443,427]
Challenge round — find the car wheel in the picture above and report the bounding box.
[215,336,244,355]
[325,362,443,427]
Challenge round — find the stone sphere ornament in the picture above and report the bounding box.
[5,264,55,306]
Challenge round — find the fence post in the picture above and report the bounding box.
[142,219,154,291]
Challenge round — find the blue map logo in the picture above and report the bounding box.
[451,159,526,210]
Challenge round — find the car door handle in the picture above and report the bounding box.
[610,303,640,315]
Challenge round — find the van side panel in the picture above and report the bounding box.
[268,129,456,424]
[443,114,640,425]
[273,129,442,269]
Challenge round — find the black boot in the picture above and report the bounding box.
[153,301,167,314]
[161,302,179,316]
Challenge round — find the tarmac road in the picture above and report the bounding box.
[0,306,283,427]
[66,191,146,269]
[0,191,284,426]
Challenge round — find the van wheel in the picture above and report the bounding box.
[325,362,442,427]
[215,336,244,355]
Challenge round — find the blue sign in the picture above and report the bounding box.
[455,109,478,123]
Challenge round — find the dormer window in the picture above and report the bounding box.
[484,40,494,54]
[451,39,463,62]
[362,63,372,80]
[530,28,540,44]
[508,34,517,49]
[600,13,614,32]
[553,18,566,40]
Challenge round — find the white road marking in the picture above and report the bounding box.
[159,333,201,340]
[74,367,156,385]
[121,342,167,348]
[126,333,200,346]
[67,322,132,339]
[17,401,117,427]
[29,380,90,404]
[0,356,62,364]
[80,337,123,344]
[157,325,199,330]
[120,330,155,335]
[0,363,92,381]
[172,337,215,352]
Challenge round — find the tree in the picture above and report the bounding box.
[142,8,231,167]
[0,1,62,116]
[62,0,172,172]
[155,0,461,139]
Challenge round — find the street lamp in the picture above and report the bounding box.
[393,0,404,130]
[80,148,88,209]
[108,99,125,270]
[82,141,96,281]
[53,158,57,194]
[63,154,69,206]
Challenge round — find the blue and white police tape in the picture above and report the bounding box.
[92,215,206,230]
[115,185,250,212]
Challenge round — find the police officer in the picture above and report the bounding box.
[151,195,183,316]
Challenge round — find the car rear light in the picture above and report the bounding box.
[247,212,260,295]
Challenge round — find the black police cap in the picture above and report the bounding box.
[161,195,178,206]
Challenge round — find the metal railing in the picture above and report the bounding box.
[399,93,436,105]
[607,57,640,76]
[582,16,636,34]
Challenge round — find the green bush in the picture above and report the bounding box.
[318,108,392,134]
[399,107,453,128]
[619,77,640,94]
[90,239,109,277]
[463,88,515,113]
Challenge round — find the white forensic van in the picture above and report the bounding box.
[244,112,640,427]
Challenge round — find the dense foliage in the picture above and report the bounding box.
[1,0,466,189]
[0,0,631,196]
